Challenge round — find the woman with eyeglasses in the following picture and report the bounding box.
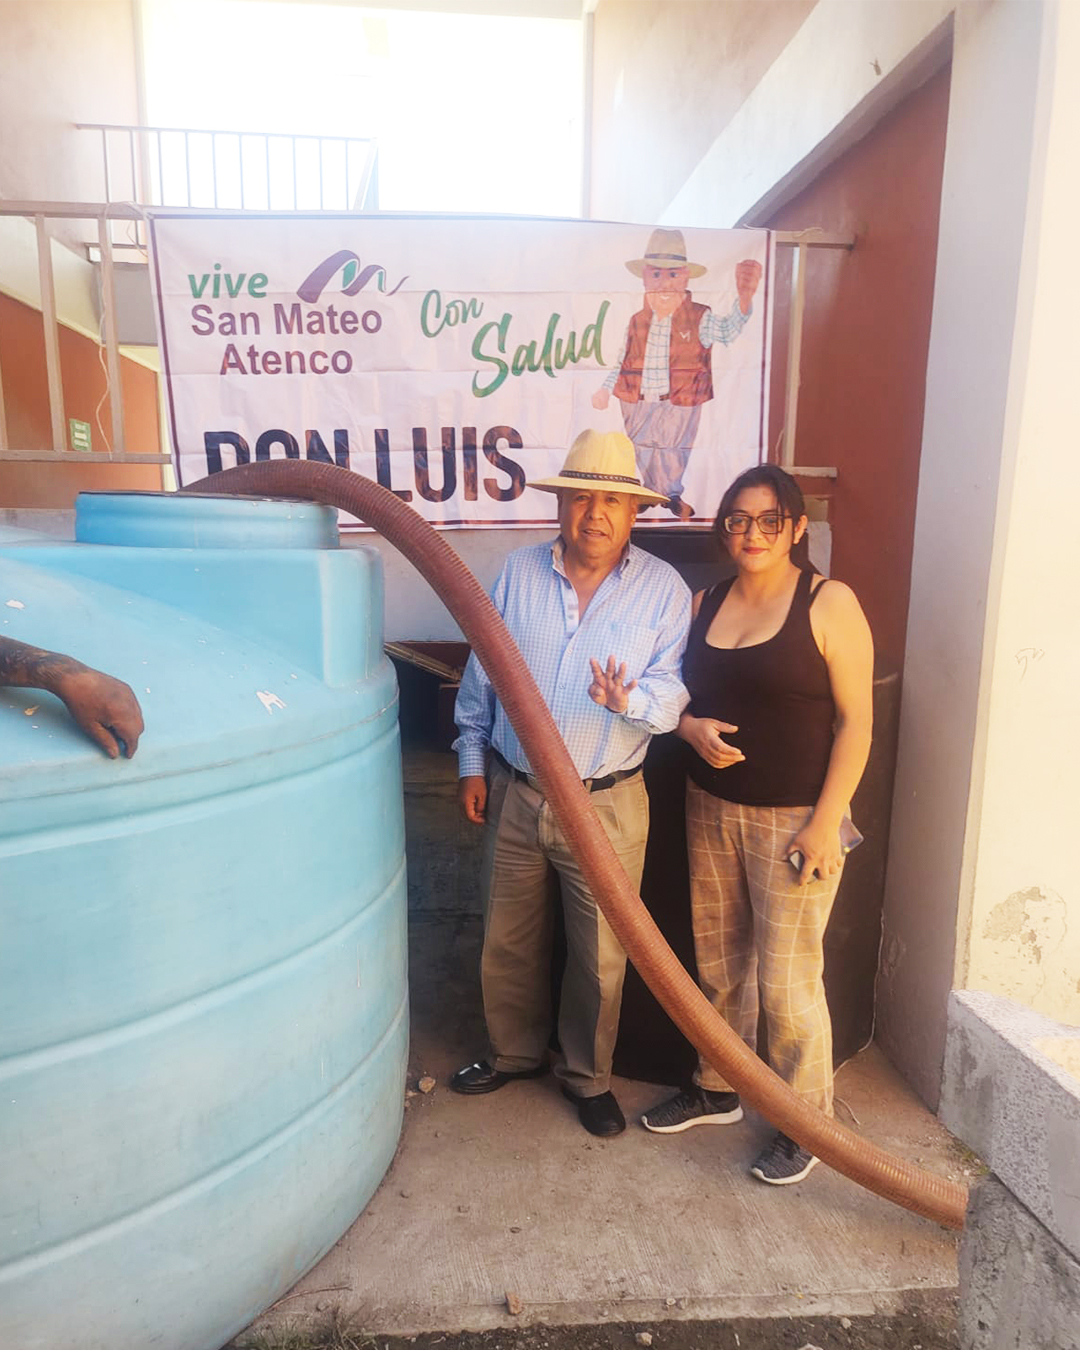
[641,464,874,1186]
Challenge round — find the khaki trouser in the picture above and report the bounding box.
[479,758,649,1096]
[686,780,843,1115]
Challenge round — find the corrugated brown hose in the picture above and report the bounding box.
[184,460,967,1231]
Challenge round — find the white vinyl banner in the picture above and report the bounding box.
[148,214,773,529]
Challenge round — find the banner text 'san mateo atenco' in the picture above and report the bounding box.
[190,300,382,376]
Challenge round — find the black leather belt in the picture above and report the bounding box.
[492,749,641,794]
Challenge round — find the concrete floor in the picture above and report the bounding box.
[244,914,968,1340]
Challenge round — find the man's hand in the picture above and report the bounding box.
[588,656,637,715]
[735,259,763,315]
[459,775,487,825]
[677,713,744,769]
[591,388,611,411]
[54,667,144,759]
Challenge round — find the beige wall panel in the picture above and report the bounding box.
[660,0,956,229]
[961,0,1080,1029]
[0,1,141,207]
[589,0,816,223]
[876,0,1053,1107]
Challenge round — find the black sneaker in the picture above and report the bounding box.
[641,1086,743,1133]
[750,1131,819,1185]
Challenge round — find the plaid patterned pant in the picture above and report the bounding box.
[686,780,843,1115]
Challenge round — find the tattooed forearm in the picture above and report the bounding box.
[0,636,144,757]
[0,637,88,692]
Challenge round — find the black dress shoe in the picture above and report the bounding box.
[449,1058,548,1095]
[561,1086,626,1137]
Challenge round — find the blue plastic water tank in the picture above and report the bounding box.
[0,493,408,1350]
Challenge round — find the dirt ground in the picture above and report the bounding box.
[236,1289,958,1350]
[401,1300,960,1349]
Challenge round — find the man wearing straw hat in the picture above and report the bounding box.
[593,227,762,521]
[450,429,691,1138]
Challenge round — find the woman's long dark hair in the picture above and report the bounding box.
[712,463,814,571]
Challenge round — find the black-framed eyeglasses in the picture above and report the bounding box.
[722,511,790,538]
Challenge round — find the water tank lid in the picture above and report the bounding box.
[75,491,339,550]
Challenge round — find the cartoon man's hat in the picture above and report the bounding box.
[625,227,708,279]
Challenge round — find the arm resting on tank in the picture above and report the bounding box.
[0,636,144,758]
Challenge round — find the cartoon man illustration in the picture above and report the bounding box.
[593,228,763,521]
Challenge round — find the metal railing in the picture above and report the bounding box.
[1,119,380,465]
[77,122,379,215]
[0,202,166,463]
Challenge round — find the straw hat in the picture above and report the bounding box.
[625,227,708,280]
[528,430,668,505]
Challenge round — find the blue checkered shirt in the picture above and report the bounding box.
[453,539,691,780]
[603,300,750,398]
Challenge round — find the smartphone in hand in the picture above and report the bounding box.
[788,818,864,876]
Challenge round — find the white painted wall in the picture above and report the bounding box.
[588,0,815,226]
[959,0,1080,1024]
[874,0,1074,1105]
[660,0,956,228]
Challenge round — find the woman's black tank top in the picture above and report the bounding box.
[683,568,835,807]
